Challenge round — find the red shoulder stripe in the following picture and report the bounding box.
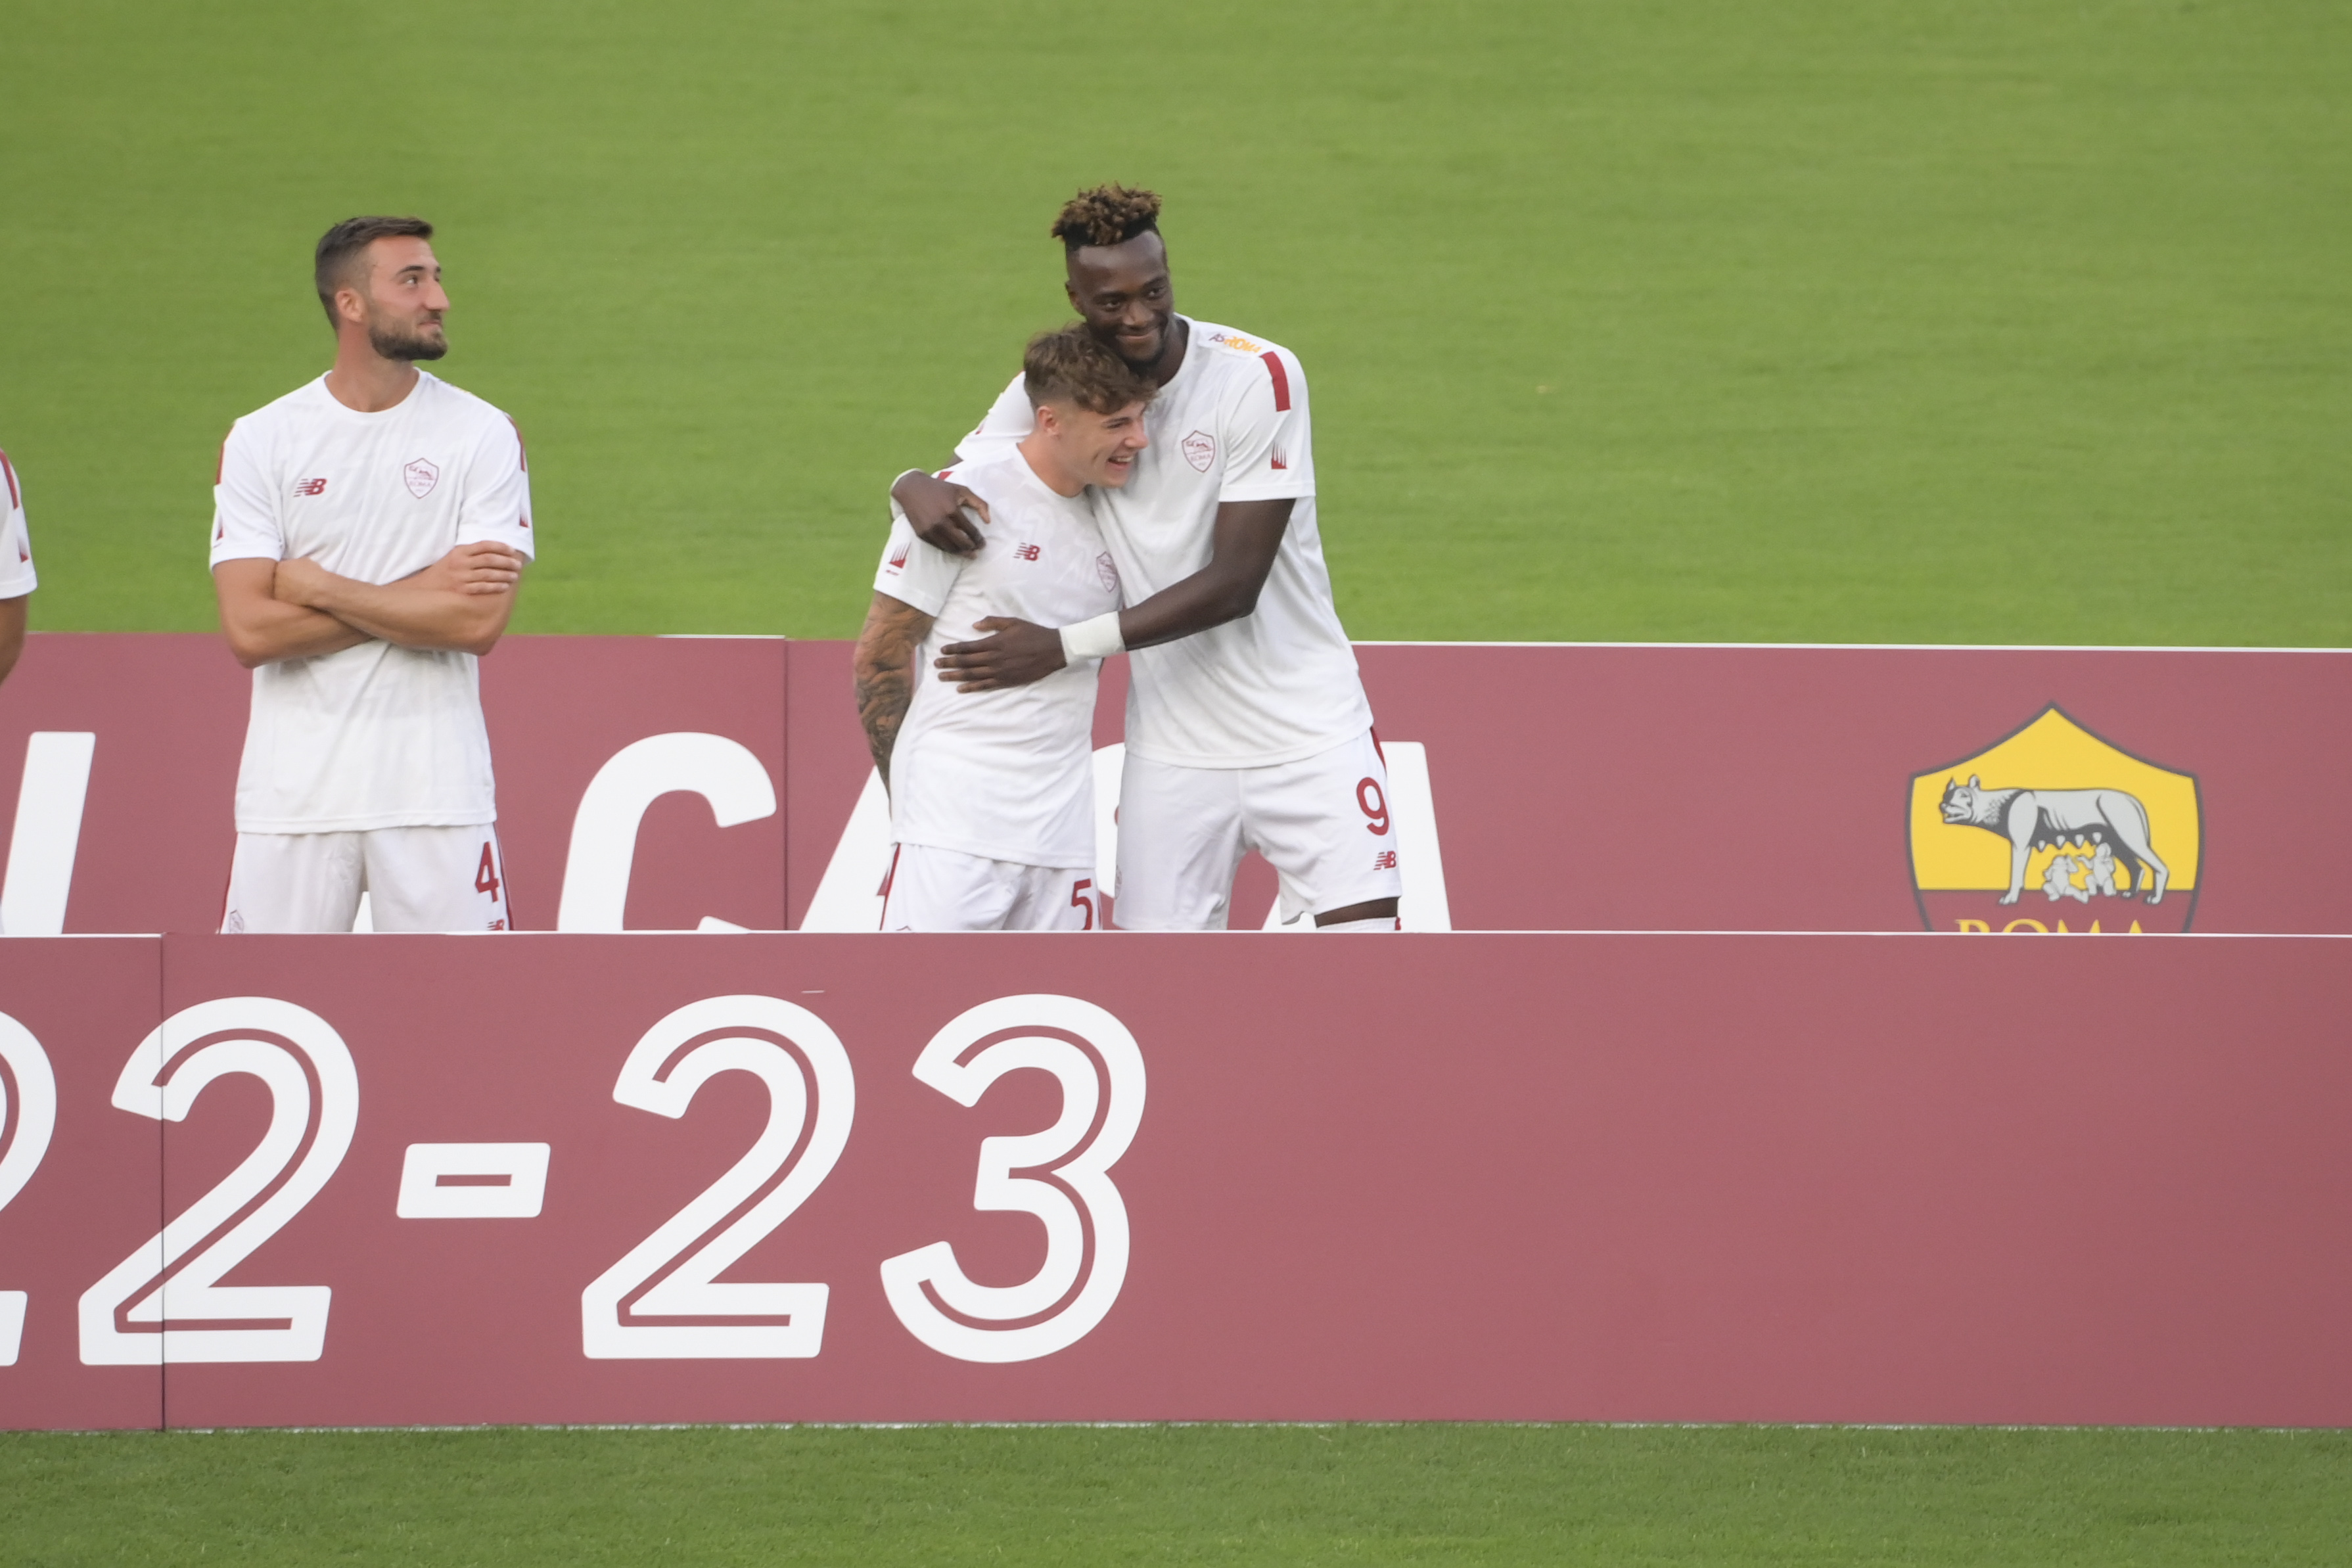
[0,449,18,511]
[214,427,233,486]
[505,415,529,472]
[1259,350,1291,411]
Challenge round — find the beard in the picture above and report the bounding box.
[1113,329,1165,368]
[369,318,448,361]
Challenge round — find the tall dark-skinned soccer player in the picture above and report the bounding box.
[888,187,1401,932]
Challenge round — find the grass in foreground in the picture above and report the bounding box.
[3,1423,2347,1565]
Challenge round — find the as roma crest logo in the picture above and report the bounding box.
[1180,430,1215,472]
[403,458,440,498]
[1907,706,2200,934]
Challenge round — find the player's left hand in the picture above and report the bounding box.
[935,617,1066,691]
[271,557,334,607]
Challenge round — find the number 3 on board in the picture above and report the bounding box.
[881,995,1146,1364]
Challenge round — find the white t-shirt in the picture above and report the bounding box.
[210,373,535,833]
[0,447,37,599]
[955,317,1372,768]
[874,446,1120,869]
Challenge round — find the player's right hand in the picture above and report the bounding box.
[429,542,526,595]
[896,471,990,556]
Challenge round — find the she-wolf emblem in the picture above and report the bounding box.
[1939,775,2170,906]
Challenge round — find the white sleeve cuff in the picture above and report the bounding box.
[1059,611,1125,664]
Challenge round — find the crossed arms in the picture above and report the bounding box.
[212,542,526,668]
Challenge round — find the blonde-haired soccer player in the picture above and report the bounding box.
[209,216,532,933]
[854,326,1151,931]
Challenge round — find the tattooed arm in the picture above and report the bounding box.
[852,591,936,789]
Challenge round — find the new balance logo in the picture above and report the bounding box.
[293,477,329,497]
[1373,850,1398,871]
[1015,543,1042,562]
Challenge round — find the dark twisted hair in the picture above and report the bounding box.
[1050,185,1161,251]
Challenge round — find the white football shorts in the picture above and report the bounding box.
[1115,729,1404,931]
[880,843,1099,933]
[221,825,513,934]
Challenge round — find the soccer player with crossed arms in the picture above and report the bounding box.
[209,216,532,933]
[894,185,1400,932]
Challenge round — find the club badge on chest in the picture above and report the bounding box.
[404,458,440,499]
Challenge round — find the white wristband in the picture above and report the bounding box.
[1059,611,1126,664]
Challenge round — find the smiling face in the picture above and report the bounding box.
[1065,231,1176,373]
[1030,398,1151,494]
[344,235,450,361]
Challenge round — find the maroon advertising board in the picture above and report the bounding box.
[784,638,2352,934]
[3,931,2347,1430]
[0,634,2345,936]
[0,939,165,1430]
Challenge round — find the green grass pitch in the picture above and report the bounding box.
[1,2,2346,643]
[1,1,2348,1559]
[4,1424,2349,1565]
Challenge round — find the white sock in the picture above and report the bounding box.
[1316,915,1399,933]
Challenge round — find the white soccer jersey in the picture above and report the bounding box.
[210,373,535,833]
[874,446,1120,869]
[956,317,1372,768]
[0,448,37,599]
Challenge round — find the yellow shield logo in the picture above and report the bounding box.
[1908,707,2201,933]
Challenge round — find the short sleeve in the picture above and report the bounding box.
[209,420,285,567]
[0,450,35,598]
[951,375,1034,467]
[1216,348,1316,503]
[872,501,963,618]
[455,415,536,560]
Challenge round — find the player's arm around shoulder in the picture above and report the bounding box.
[890,379,1031,555]
[1090,354,1308,655]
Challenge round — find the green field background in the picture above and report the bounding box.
[1,0,2343,643]
[5,5,2349,1560]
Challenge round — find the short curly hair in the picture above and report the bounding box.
[1023,325,1160,415]
[1050,184,1162,251]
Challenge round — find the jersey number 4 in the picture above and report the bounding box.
[475,842,503,902]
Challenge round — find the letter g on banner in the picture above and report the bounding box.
[881,995,1145,1363]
